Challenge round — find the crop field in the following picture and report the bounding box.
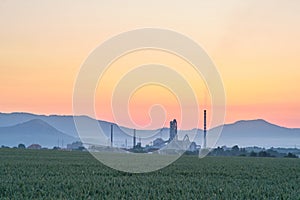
[0,149,300,199]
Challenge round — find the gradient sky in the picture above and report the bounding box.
[0,0,300,129]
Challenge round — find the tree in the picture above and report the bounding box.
[250,151,257,157]
[232,145,239,152]
[231,145,240,156]
[285,153,298,158]
[18,144,26,149]
[258,151,271,157]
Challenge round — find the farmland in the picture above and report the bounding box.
[0,149,300,199]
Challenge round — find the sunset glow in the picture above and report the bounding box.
[1,0,300,128]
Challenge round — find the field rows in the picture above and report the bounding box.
[1,149,300,199]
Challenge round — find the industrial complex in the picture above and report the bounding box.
[104,110,208,154]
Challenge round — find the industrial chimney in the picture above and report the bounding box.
[110,124,113,147]
[133,129,136,148]
[203,110,207,149]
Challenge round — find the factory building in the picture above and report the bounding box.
[153,138,165,149]
[169,119,178,142]
[109,111,206,154]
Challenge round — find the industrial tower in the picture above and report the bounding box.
[110,124,113,147]
[133,129,136,148]
[203,110,207,149]
[169,119,178,141]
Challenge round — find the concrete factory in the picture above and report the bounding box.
[106,110,208,154]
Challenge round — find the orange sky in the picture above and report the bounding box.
[0,0,300,128]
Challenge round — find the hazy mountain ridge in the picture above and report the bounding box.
[211,119,300,147]
[0,112,300,148]
[0,119,76,147]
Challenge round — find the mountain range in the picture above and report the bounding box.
[0,112,299,148]
[0,119,75,148]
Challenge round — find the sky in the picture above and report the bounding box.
[0,0,300,129]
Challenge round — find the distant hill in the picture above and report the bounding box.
[0,112,165,147]
[0,112,300,148]
[211,119,300,148]
[0,112,130,139]
[0,112,84,137]
[0,119,76,148]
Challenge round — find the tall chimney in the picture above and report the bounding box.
[133,129,136,148]
[110,124,113,147]
[204,110,207,149]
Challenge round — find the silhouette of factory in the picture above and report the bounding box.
[124,110,207,153]
[87,110,208,153]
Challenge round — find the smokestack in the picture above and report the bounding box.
[204,110,207,149]
[110,124,113,147]
[133,129,136,148]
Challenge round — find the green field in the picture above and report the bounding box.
[0,149,300,199]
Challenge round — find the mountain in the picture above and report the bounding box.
[0,112,81,137]
[0,119,76,148]
[210,119,300,148]
[0,112,300,148]
[0,112,131,139]
[0,112,167,147]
